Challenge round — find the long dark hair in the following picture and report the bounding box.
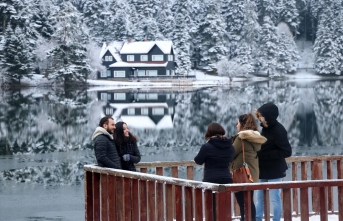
[114,122,137,148]
[238,113,258,131]
[204,122,226,140]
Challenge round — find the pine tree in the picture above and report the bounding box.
[83,0,115,43]
[277,0,299,34]
[196,0,228,71]
[257,16,279,76]
[173,12,192,76]
[1,24,34,84]
[313,2,339,75]
[47,0,92,85]
[156,2,174,40]
[30,0,56,40]
[276,23,299,75]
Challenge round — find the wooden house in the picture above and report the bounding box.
[98,41,177,79]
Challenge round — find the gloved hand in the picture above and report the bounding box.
[122,154,130,161]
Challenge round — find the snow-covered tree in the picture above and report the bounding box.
[82,0,114,44]
[156,3,174,40]
[30,0,56,40]
[313,2,339,75]
[196,0,228,71]
[276,22,299,75]
[173,12,192,75]
[217,57,249,81]
[46,0,92,85]
[277,0,299,34]
[1,24,34,84]
[256,16,279,76]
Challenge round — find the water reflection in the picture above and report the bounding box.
[1,80,343,220]
[98,90,176,129]
[0,81,343,187]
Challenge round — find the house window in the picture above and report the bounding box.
[100,93,111,100]
[141,55,148,61]
[168,55,173,61]
[105,108,114,115]
[137,94,146,100]
[171,70,175,76]
[107,70,111,77]
[128,108,135,115]
[100,93,107,100]
[147,93,158,100]
[152,108,164,115]
[113,93,126,100]
[152,55,164,61]
[141,108,149,115]
[114,71,125,77]
[146,70,157,76]
[127,55,134,61]
[169,107,174,114]
[137,70,145,76]
[105,56,113,61]
[166,70,170,75]
[100,70,111,77]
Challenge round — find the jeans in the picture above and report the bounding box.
[255,178,282,221]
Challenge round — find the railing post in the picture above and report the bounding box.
[85,171,93,221]
[300,187,309,221]
[139,180,147,221]
[175,185,183,221]
[215,191,232,221]
[282,188,292,221]
[194,188,203,221]
[184,186,193,220]
[311,160,323,213]
[204,190,214,221]
[264,189,270,221]
[292,162,299,215]
[326,160,333,212]
[92,172,101,221]
[100,174,108,221]
[147,181,156,220]
[165,184,174,221]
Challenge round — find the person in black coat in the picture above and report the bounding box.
[92,116,122,169]
[254,102,292,221]
[115,122,141,171]
[194,122,235,220]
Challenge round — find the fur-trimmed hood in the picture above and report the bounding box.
[238,130,267,144]
[91,126,113,141]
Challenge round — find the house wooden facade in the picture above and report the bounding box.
[98,41,177,79]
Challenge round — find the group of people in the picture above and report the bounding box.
[194,102,292,221]
[91,116,141,171]
[91,102,291,221]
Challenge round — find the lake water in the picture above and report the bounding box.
[1,79,343,220]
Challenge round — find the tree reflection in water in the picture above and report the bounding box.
[1,80,343,186]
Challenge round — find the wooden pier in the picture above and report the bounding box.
[84,156,343,221]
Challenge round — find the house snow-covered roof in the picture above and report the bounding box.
[99,42,123,61]
[120,41,173,54]
[109,61,168,68]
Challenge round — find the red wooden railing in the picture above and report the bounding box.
[84,156,343,221]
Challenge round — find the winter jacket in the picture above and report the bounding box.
[256,102,292,179]
[231,130,267,183]
[194,136,235,182]
[91,127,122,169]
[117,137,141,171]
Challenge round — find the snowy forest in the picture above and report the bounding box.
[0,0,343,87]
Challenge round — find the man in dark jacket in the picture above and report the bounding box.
[92,117,122,169]
[254,102,292,221]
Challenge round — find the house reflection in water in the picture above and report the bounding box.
[98,91,176,129]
